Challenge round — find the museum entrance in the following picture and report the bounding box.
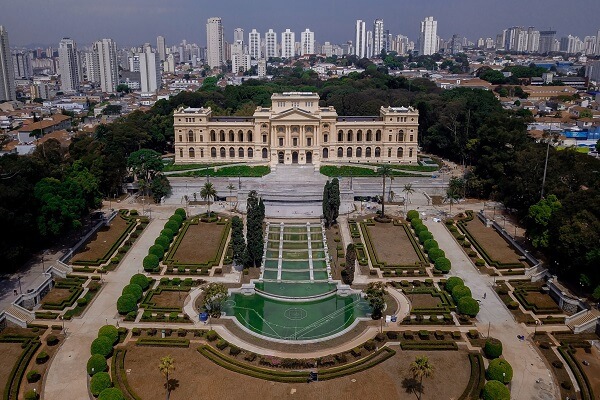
[306,151,312,164]
[278,151,284,164]
[292,151,299,164]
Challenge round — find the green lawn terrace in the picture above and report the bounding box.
[223,222,371,342]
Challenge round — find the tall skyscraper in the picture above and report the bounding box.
[84,51,100,84]
[301,29,314,55]
[281,29,295,58]
[12,51,33,79]
[419,16,438,55]
[249,29,261,59]
[366,31,373,58]
[538,31,556,54]
[58,38,82,92]
[596,29,600,56]
[94,39,119,93]
[233,28,244,44]
[0,26,16,101]
[355,20,366,58]
[265,29,277,59]
[139,47,160,93]
[373,19,384,57]
[206,17,225,69]
[156,36,166,62]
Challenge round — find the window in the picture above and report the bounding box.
[293,138,298,147]
[219,131,225,141]
[210,130,216,141]
[338,130,343,142]
[189,147,195,158]
[238,131,244,142]
[356,147,362,157]
[278,137,284,146]
[220,147,226,158]
[388,148,392,157]
[229,147,235,158]
[248,148,253,158]
[179,148,183,158]
[399,130,404,141]
[291,126,298,133]
[277,101,285,107]
[375,147,381,157]
[347,147,353,157]
[306,126,313,133]
[291,101,299,107]
[238,147,244,158]
[229,131,235,142]
[357,130,363,141]
[409,135,414,142]
[367,130,372,141]
[366,147,372,157]
[278,126,285,132]
[347,130,353,142]
[262,148,268,158]
[409,148,413,157]
[397,147,404,158]
[247,131,253,142]
[179,135,182,142]
[211,147,217,158]
[389,135,392,141]
[200,148,204,158]
[199,135,203,142]
[324,134,328,143]
[261,123,268,129]
[188,130,194,142]
[337,147,343,158]
[262,134,267,143]
[305,101,313,107]
[376,130,382,141]
[307,138,312,146]
[323,148,329,158]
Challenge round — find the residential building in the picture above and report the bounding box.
[300,29,315,55]
[596,29,600,56]
[419,16,438,55]
[281,29,295,58]
[539,31,556,54]
[164,53,176,74]
[355,20,366,58]
[206,17,225,69]
[373,19,384,56]
[0,26,15,101]
[265,29,277,59]
[156,36,166,62]
[527,28,540,53]
[249,29,261,59]
[173,92,419,167]
[58,38,82,92]
[84,51,100,84]
[587,60,600,83]
[231,40,250,73]
[233,28,244,44]
[94,38,119,93]
[257,59,266,78]
[12,51,32,80]
[139,47,161,93]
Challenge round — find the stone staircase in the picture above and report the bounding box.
[3,304,35,327]
[566,309,600,333]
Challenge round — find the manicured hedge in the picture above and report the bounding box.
[445,276,464,292]
[164,220,180,233]
[98,387,125,400]
[458,353,486,400]
[175,208,187,218]
[98,325,119,345]
[406,210,419,220]
[154,235,170,249]
[400,340,458,350]
[452,285,472,301]
[91,336,114,358]
[116,294,137,315]
[486,359,513,383]
[423,239,439,252]
[87,354,108,375]
[418,230,434,244]
[122,284,143,302]
[482,380,510,400]
[90,371,113,396]
[136,338,190,347]
[457,296,480,317]
[130,274,150,291]
[484,338,503,359]
[143,254,160,272]
[148,244,165,259]
[160,228,175,241]
[434,257,451,273]
[427,248,445,263]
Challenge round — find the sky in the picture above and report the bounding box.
[1,0,599,48]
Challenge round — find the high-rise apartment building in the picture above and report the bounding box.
[281,29,295,58]
[231,40,251,73]
[0,26,16,101]
[139,47,161,93]
[538,31,556,54]
[373,19,384,57]
[419,16,438,55]
[233,28,244,44]
[265,29,277,59]
[301,29,314,55]
[84,51,100,84]
[58,38,82,92]
[249,29,261,59]
[157,36,166,62]
[355,20,366,58]
[526,28,540,53]
[94,38,119,93]
[206,17,225,69]
[366,31,373,58]
[596,29,600,56]
[12,51,33,80]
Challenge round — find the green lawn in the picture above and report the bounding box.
[170,165,271,177]
[163,162,231,172]
[320,165,421,177]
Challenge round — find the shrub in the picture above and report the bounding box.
[77,297,88,306]
[486,359,513,383]
[427,248,445,262]
[482,380,510,400]
[484,338,503,359]
[423,239,439,252]
[164,220,179,232]
[143,254,160,272]
[206,330,218,341]
[457,296,480,317]
[154,235,170,250]
[116,294,137,315]
[148,244,165,259]
[90,336,113,358]
[413,223,428,235]
[88,281,101,292]
[130,274,149,291]
[552,360,563,369]
[46,334,59,346]
[36,351,49,364]
[475,258,485,267]
[406,210,419,221]
[364,340,376,351]
[229,345,241,356]
[418,230,434,244]
[507,301,519,310]
[216,339,228,350]
[98,388,125,400]
[445,276,464,292]
[26,370,41,383]
[387,331,398,340]
[561,381,572,390]
[169,214,184,226]
[98,325,119,345]
[90,372,113,396]
[24,390,39,400]
[175,208,187,218]
[121,284,143,302]
[452,285,472,301]
[87,354,108,375]
[434,257,451,273]
[468,250,477,257]
[160,228,175,240]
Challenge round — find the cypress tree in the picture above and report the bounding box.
[245,191,264,267]
[322,181,331,226]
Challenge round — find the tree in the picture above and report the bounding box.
[200,182,217,215]
[343,244,356,284]
[245,190,264,267]
[527,195,562,249]
[127,149,164,197]
[203,283,228,316]
[409,355,434,400]
[402,183,415,212]
[159,355,175,400]
[150,174,171,203]
[322,178,341,227]
[482,381,510,400]
[377,165,393,217]
[231,216,246,266]
[445,184,461,216]
[365,281,386,319]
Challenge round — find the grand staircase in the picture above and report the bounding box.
[566,309,600,333]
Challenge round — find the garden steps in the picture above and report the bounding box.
[566,310,600,332]
[4,304,35,326]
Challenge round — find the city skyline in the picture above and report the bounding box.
[2,0,600,48]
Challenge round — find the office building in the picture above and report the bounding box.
[538,30,556,54]
[206,17,225,69]
[249,29,261,59]
[157,36,166,62]
[281,29,295,58]
[301,29,315,55]
[373,19,384,57]
[0,26,15,101]
[58,38,82,92]
[94,38,119,93]
[355,20,366,58]
[419,16,438,55]
[139,48,161,93]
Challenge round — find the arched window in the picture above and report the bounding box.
[229,147,235,158]
[356,147,362,157]
[337,147,343,158]
[247,130,253,142]
[262,148,268,158]
[238,147,244,158]
[375,147,381,157]
[200,148,204,158]
[179,148,183,158]
[357,130,363,141]
[229,131,235,142]
[323,148,329,158]
[397,147,404,158]
[248,148,254,158]
[210,130,216,141]
[238,130,244,142]
[347,147,353,157]
[219,130,225,141]
[211,147,217,158]
[366,130,373,141]
[366,147,372,157]
[188,130,194,142]
[398,130,404,141]
[388,148,392,157]
[338,130,343,142]
[347,130,353,142]
[189,147,195,158]
[324,134,328,143]
[376,130,382,141]
[409,148,413,157]
[220,147,226,158]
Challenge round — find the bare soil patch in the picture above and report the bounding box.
[123,345,471,400]
[152,291,187,309]
[367,223,420,265]
[41,288,72,304]
[410,293,442,309]
[72,215,130,262]
[0,343,24,393]
[465,218,522,264]
[574,347,600,396]
[524,292,559,309]
[172,222,226,264]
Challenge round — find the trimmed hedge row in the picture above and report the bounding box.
[111,350,141,400]
[139,286,189,312]
[3,337,41,400]
[400,340,458,350]
[41,286,84,311]
[512,289,562,314]
[136,338,190,347]
[458,353,486,400]
[558,346,595,400]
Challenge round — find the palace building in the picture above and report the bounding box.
[173,92,419,168]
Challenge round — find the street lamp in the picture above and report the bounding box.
[534,320,540,336]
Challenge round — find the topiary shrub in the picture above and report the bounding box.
[434,257,451,273]
[475,258,485,267]
[418,230,434,244]
[443,277,463,293]
[91,372,113,396]
[87,354,108,375]
[484,338,503,359]
[90,336,113,358]
[164,220,179,233]
[482,380,510,400]
[452,285,472,301]
[116,294,137,315]
[98,325,119,345]
[169,214,184,225]
[121,284,143,302]
[77,297,88,306]
[148,244,165,259]
[24,390,39,400]
[486,359,513,383]
[457,296,480,317]
[26,370,41,383]
[428,248,445,263]
[130,274,150,291]
[160,228,175,240]
[36,351,49,364]
[423,239,439,252]
[154,235,170,249]
[413,223,428,235]
[206,330,218,341]
[143,254,159,272]
[46,334,59,346]
[98,387,125,400]
[406,210,419,221]
[175,208,187,218]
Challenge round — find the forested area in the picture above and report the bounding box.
[0,66,598,290]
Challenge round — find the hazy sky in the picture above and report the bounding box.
[2,0,599,48]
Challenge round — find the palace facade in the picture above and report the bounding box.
[173,92,419,167]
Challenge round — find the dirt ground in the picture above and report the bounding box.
[410,293,442,309]
[151,291,187,309]
[574,347,600,396]
[123,346,471,400]
[0,343,24,393]
[41,288,72,304]
[524,292,559,309]
[464,218,522,264]
[172,222,226,264]
[71,215,130,262]
[367,223,420,265]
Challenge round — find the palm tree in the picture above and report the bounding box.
[403,183,415,213]
[226,183,235,207]
[409,355,434,400]
[377,165,393,217]
[200,182,217,216]
[445,187,461,216]
[159,355,175,400]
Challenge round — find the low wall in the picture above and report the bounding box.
[60,210,118,263]
[547,279,587,314]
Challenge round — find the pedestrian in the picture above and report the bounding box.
[483,292,487,299]
[13,289,17,296]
